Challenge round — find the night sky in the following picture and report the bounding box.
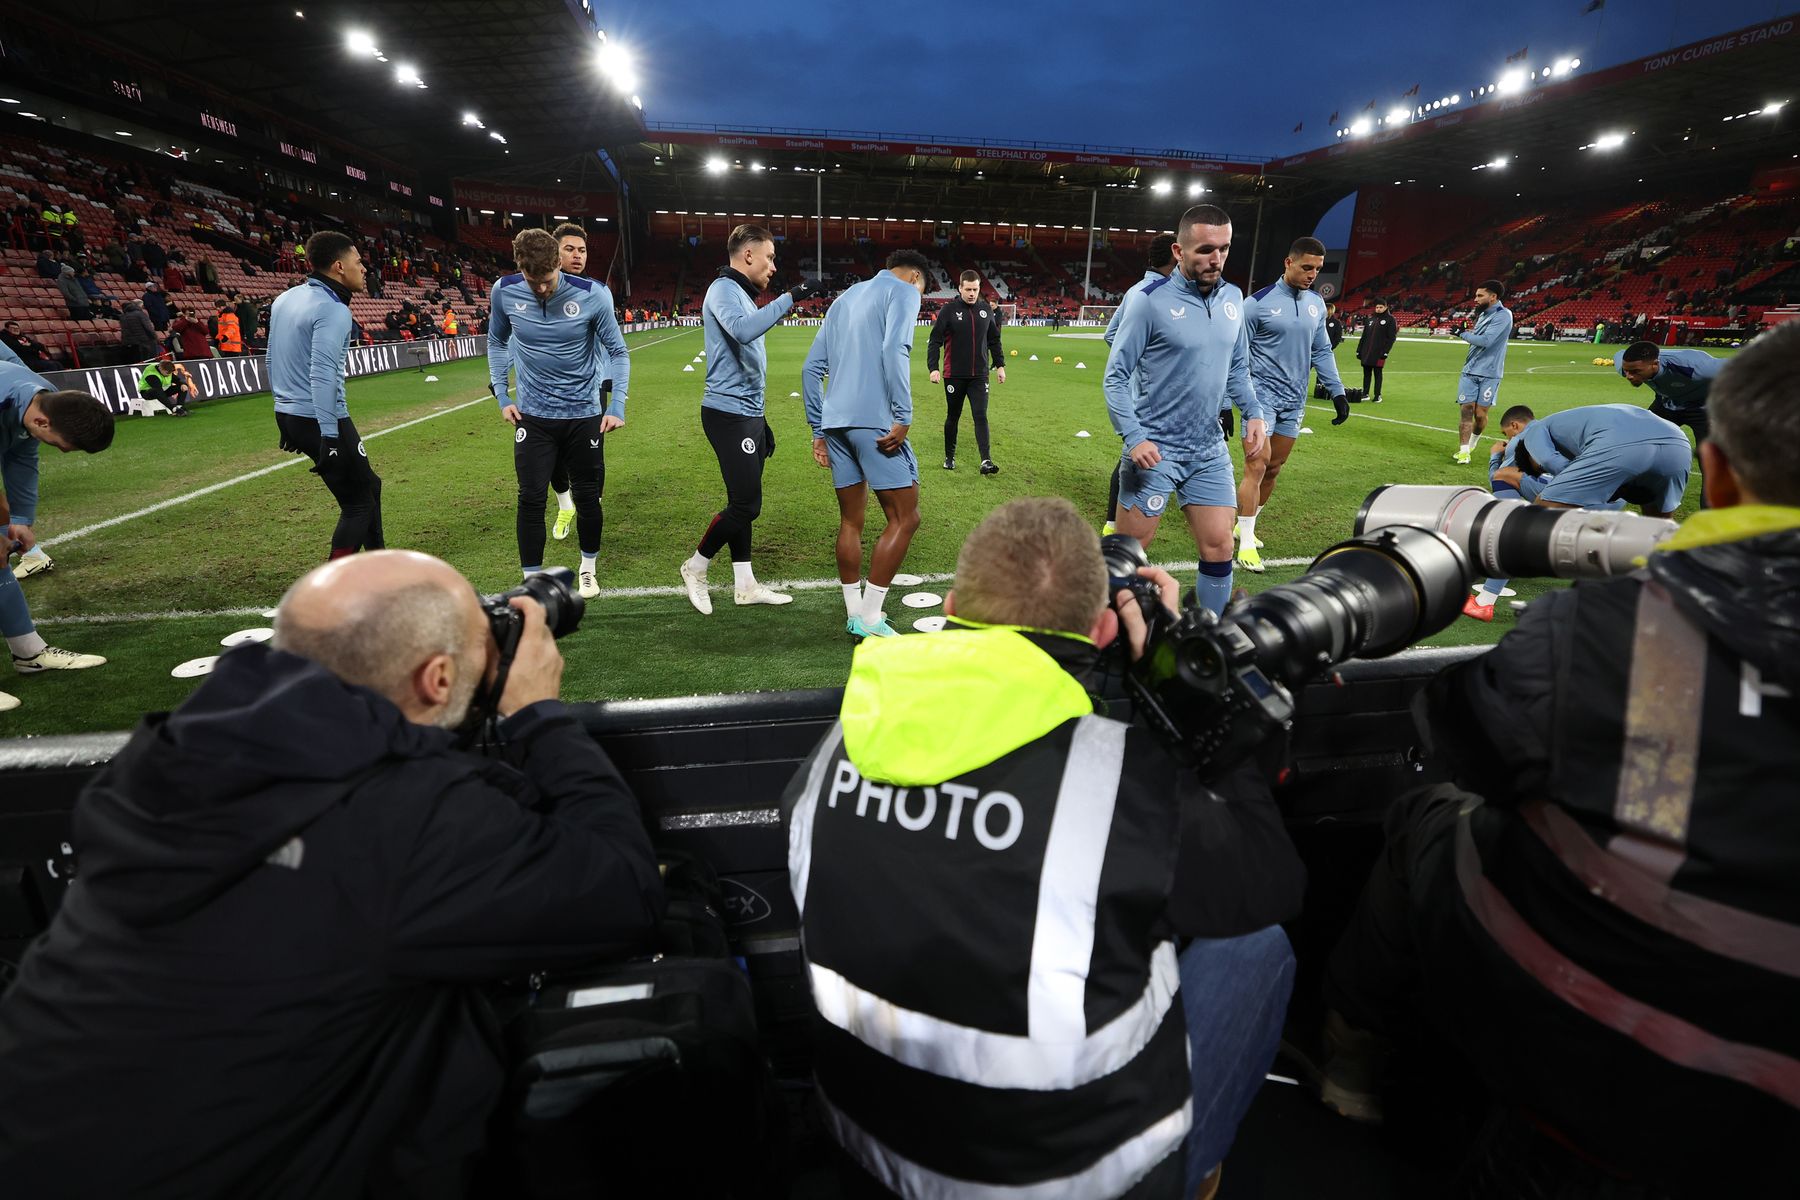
[614,0,1791,158]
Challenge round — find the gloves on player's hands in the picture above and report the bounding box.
[1218,408,1236,439]
[789,278,824,304]
[314,435,349,482]
[1331,395,1350,425]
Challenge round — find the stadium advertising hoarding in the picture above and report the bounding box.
[452,181,607,216]
[45,337,491,416]
[654,129,1261,175]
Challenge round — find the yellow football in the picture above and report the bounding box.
[1053,356,1063,364]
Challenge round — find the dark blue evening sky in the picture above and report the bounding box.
[614,0,1790,158]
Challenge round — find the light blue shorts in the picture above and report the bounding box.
[1539,439,1691,513]
[1267,401,1305,439]
[1457,374,1501,408]
[825,427,919,491]
[1116,451,1237,517]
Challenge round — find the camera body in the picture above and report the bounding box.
[462,567,585,741]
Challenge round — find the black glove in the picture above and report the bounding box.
[1331,395,1350,425]
[1218,408,1235,439]
[788,278,824,304]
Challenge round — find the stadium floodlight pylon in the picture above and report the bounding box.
[1076,305,1119,326]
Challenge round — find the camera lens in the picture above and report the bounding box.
[521,567,584,638]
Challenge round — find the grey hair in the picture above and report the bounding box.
[273,581,473,710]
[1708,322,1800,506]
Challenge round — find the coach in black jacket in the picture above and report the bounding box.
[1355,300,1398,401]
[926,270,1006,472]
[0,550,665,1199]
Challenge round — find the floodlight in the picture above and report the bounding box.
[749,160,762,171]
[1187,182,1203,197]
[488,131,507,144]
[1589,132,1627,151]
[1150,180,1172,194]
[1387,107,1410,124]
[1552,58,1570,75]
[1350,118,1371,135]
[1497,69,1525,95]
[1570,58,1580,69]
[1764,100,1788,114]
[462,112,483,128]
[395,63,421,86]
[345,29,377,57]
[705,157,728,174]
[631,95,642,110]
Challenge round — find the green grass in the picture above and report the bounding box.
[4,327,1706,734]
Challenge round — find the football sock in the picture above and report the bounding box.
[733,561,755,590]
[685,552,709,575]
[580,553,597,574]
[555,490,574,513]
[522,565,542,577]
[842,582,863,617]
[1196,560,1234,617]
[1477,578,1506,606]
[862,584,889,623]
[1237,513,1258,540]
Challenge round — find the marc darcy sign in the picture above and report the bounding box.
[43,336,490,415]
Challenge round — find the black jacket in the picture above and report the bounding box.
[1416,521,1800,1190]
[1325,315,1344,348]
[926,295,1004,377]
[0,644,665,1199]
[1356,312,1398,365]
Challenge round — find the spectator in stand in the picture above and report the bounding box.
[35,248,62,280]
[76,270,119,321]
[196,257,221,294]
[142,238,167,274]
[118,301,157,363]
[101,238,127,275]
[215,304,244,357]
[163,262,186,294]
[170,309,211,360]
[2,322,56,372]
[141,281,170,331]
[233,293,259,344]
[55,267,92,322]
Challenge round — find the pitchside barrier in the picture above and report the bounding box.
[0,644,1479,1063]
[42,322,684,416]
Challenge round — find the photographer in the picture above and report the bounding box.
[0,549,665,1198]
[1320,322,1800,1193]
[783,497,1304,1200]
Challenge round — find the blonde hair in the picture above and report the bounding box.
[953,498,1107,635]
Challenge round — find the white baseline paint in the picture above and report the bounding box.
[42,328,702,550]
[1304,404,1460,436]
[33,557,1315,627]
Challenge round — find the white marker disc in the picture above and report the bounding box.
[890,573,924,586]
[172,656,219,678]
[912,616,947,633]
[221,628,274,647]
[901,591,943,609]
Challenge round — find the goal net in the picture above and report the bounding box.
[997,303,1018,324]
[1076,305,1118,327]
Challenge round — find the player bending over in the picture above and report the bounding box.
[1491,403,1691,520]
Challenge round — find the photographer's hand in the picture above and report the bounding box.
[1114,565,1181,662]
[497,596,565,717]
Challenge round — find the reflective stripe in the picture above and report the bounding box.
[808,942,1179,1092]
[1028,715,1126,1040]
[1611,581,1705,882]
[818,1084,1189,1200]
[787,723,842,914]
[1457,812,1800,1108]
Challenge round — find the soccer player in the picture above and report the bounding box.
[800,249,930,639]
[1235,237,1348,572]
[678,224,820,614]
[1103,205,1266,615]
[1100,233,1178,535]
[1614,340,1718,449]
[926,269,1006,474]
[0,359,114,711]
[1452,281,1512,464]
[489,228,630,599]
[270,231,381,560]
[1491,402,1691,519]
[1356,300,1398,402]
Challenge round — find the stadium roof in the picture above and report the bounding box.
[17,0,645,179]
[618,126,1273,231]
[1274,13,1800,197]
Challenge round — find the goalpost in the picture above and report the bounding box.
[997,302,1018,324]
[1076,305,1118,327]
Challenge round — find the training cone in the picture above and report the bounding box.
[1029,354,1039,361]
[424,374,439,382]
[1075,430,1091,438]
[682,363,695,372]
[790,391,801,397]
[1075,362,1087,369]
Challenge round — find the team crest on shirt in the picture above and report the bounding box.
[1307,304,1319,320]
[1147,494,1166,513]
[563,300,581,318]
[1224,301,1240,321]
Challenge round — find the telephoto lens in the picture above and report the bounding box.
[1355,484,1678,581]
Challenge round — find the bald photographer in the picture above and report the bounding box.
[0,550,665,1199]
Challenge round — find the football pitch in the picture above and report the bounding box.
[5,324,1707,735]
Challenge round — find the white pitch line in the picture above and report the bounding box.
[1307,404,1461,436]
[41,328,702,551]
[32,557,1316,626]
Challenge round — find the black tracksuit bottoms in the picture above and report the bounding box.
[697,407,773,562]
[275,412,384,556]
[515,413,604,568]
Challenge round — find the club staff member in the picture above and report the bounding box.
[785,497,1302,1200]
[137,351,195,417]
[269,231,381,560]
[678,224,822,615]
[1355,300,1398,403]
[489,228,631,600]
[926,270,1006,474]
